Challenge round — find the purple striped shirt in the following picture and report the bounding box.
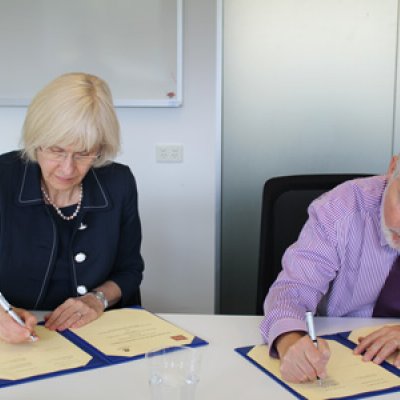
[260,175,398,353]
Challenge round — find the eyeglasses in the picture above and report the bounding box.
[39,147,100,165]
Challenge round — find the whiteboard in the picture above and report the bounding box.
[0,0,182,107]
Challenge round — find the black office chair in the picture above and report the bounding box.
[256,174,372,315]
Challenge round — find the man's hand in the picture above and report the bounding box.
[353,325,400,367]
[276,331,330,383]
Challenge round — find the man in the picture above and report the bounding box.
[261,156,400,383]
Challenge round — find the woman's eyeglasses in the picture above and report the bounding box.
[39,147,100,165]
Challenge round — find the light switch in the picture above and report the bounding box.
[156,144,184,163]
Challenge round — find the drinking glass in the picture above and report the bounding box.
[146,345,201,400]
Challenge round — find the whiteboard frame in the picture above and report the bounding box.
[0,0,183,108]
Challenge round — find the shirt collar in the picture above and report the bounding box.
[17,161,111,211]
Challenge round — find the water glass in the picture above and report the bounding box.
[146,345,201,400]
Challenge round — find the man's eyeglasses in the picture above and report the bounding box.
[39,147,100,165]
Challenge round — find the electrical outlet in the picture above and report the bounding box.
[156,144,184,163]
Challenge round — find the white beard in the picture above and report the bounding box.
[380,184,400,250]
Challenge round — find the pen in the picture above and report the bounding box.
[0,292,37,342]
[305,311,322,386]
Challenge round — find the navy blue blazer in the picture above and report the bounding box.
[0,151,144,310]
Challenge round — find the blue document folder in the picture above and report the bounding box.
[236,333,400,400]
[0,307,208,389]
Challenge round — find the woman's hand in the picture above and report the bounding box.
[353,325,400,367]
[0,307,37,343]
[276,331,330,383]
[44,294,104,331]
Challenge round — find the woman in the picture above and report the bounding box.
[0,72,144,343]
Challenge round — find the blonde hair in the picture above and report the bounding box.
[21,72,120,167]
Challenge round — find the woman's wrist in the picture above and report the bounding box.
[89,290,108,310]
[88,281,122,310]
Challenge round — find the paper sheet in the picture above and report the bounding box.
[248,340,400,400]
[348,324,399,366]
[71,309,195,357]
[0,326,92,380]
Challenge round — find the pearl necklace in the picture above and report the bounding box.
[41,183,83,221]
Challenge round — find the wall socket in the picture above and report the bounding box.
[156,144,184,163]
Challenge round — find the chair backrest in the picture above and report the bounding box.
[256,174,372,315]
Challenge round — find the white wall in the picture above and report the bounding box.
[221,0,398,314]
[0,0,219,314]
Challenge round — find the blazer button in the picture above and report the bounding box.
[75,252,87,263]
[78,222,88,231]
[77,285,88,295]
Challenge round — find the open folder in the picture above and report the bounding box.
[0,307,208,389]
[236,325,400,400]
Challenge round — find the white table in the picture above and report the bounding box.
[0,314,399,400]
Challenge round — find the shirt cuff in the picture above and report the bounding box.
[268,318,307,358]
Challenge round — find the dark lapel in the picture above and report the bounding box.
[17,161,43,205]
[81,168,112,212]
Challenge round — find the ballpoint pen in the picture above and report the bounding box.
[305,311,323,386]
[0,292,37,342]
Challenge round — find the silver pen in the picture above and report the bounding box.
[305,311,322,385]
[0,292,37,342]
